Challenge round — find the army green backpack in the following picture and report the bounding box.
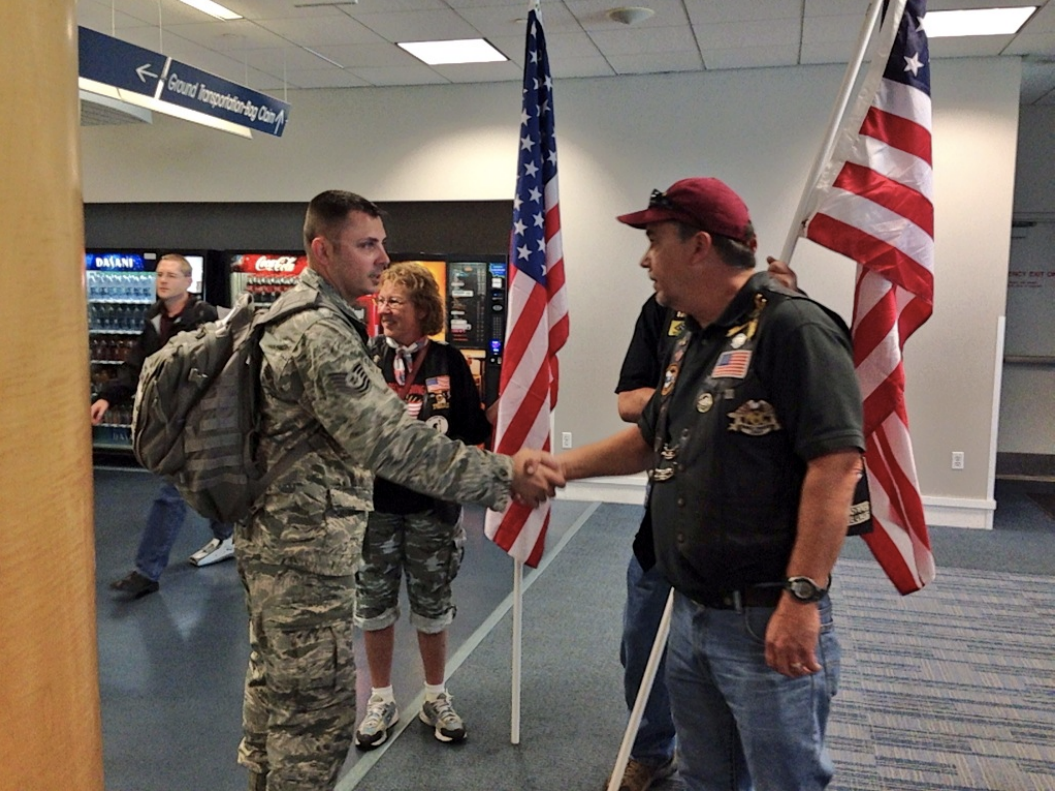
[132,289,321,523]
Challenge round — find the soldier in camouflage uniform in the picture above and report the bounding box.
[237,191,563,791]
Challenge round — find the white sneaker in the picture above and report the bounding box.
[355,694,400,749]
[189,537,235,567]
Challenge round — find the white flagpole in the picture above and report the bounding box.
[510,558,523,744]
[778,0,886,264]
[606,589,675,791]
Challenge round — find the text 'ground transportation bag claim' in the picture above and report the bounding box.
[132,291,319,523]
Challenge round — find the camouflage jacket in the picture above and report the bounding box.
[245,267,513,576]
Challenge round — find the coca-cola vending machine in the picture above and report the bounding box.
[226,251,375,325]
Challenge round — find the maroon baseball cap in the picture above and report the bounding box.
[617,178,756,244]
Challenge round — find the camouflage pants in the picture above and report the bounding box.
[354,510,465,634]
[237,558,357,791]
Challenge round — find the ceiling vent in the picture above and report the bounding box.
[80,90,152,127]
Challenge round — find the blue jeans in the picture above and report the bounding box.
[621,555,677,766]
[666,591,840,791]
[135,481,232,581]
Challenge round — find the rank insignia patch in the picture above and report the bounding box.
[727,400,782,436]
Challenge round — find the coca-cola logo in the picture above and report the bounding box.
[254,256,299,273]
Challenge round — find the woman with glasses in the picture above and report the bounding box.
[353,261,492,750]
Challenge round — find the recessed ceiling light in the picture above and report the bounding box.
[397,39,507,66]
[176,0,242,21]
[922,7,1035,38]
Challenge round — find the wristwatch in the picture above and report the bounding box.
[784,576,828,603]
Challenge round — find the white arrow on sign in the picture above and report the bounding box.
[136,63,158,82]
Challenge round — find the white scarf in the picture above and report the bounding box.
[385,335,429,386]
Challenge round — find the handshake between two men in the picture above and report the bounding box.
[508,449,567,508]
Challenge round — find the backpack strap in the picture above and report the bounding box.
[243,287,333,516]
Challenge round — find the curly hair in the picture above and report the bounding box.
[379,262,446,337]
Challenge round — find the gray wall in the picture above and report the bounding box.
[81,57,1033,526]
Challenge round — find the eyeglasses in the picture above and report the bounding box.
[374,296,408,308]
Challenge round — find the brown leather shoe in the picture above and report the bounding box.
[607,757,676,791]
[108,571,159,598]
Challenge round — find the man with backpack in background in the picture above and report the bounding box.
[237,190,564,791]
[91,253,234,599]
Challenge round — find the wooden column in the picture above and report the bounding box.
[0,2,104,789]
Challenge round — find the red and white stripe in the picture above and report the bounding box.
[805,0,935,593]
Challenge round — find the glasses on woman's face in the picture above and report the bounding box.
[374,296,408,308]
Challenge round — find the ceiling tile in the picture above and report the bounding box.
[702,45,800,70]
[348,0,448,10]
[256,13,385,46]
[452,5,533,37]
[309,41,419,68]
[1005,31,1056,55]
[348,65,450,86]
[565,0,689,30]
[162,19,292,50]
[223,0,351,20]
[928,36,1011,58]
[354,9,481,41]
[692,18,801,51]
[799,38,861,65]
[804,0,871,16]
[801,14,865,44]
[240,45,335,73]
[607,51,705,75]
[283,68,372,88]
[78,1,144,32]
[549,56,616,79]
[589,26,699,57]
[685,0,802,25]
[430,60,525,82]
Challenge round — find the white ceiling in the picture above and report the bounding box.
[78,0,1054,103]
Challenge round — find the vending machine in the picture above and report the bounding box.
[86,250,158,453]
[86,248,216,457]
[226,251,376,325]
[384,257,509,406]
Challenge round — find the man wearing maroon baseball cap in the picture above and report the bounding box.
[559,177,865,790]
[617,177,757,246]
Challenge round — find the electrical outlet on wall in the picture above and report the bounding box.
[561,432,572,448]
[951,451,965,470]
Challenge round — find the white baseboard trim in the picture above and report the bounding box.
[923,495,996,530]
[559,477,997,530]
[558,475,647,506]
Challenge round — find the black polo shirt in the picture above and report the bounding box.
[639,272,864,600]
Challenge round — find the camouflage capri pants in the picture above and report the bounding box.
[354,510,466,634]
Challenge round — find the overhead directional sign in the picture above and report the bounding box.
[78,27,290,137]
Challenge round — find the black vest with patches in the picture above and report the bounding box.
[649,275,861,598]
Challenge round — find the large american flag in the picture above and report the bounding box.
[803,0,936,594]
[484,2,569,568]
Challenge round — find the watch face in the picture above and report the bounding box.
[787,577,823,601]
